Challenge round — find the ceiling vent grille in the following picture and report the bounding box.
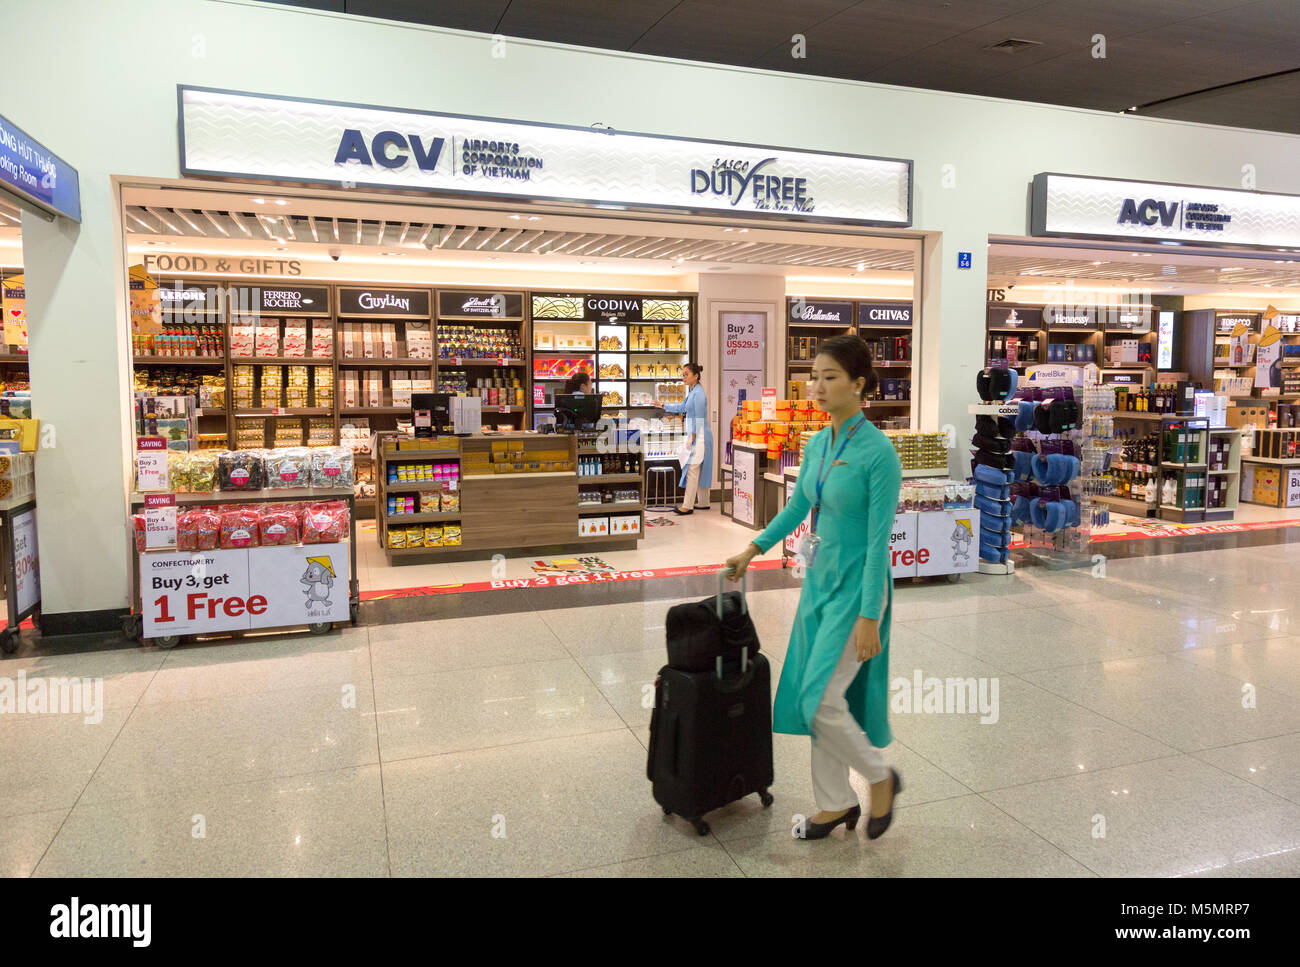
[986,38,1042,53]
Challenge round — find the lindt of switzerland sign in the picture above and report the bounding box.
[1032,173,1300,249]
[178,87,912,227]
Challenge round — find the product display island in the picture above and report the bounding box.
[378,432,645,562]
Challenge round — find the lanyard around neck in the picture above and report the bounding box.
[813,414,866,526]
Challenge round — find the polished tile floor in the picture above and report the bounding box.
[4,539,1300,877]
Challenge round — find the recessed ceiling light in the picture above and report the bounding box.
[723,228,734,232]
[487,256,501,261]
[1092,260,1103,265]
[675,257,685,263]
[738,228,748,233]
[509,214,522,220]
[1222,267,1242,271]
[274,199,287,206]
[1275,260,1285,264]
[856,263,865,272]
[580,260,596,265]
[1141,253,1153,257]
[252,198,265,205]
[379,251,405,257]
[1132,253,1140,257]
[143,240,174,246]
[273,237,286,244]
[527,216,541,221]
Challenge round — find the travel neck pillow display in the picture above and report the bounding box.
[1012,449,1036,481]
[976,366,1018,402]
[1033,398,1080,435]
[975,415,1015,440]
[973,463,1014,487]
[1030,452,1079,486]
[974,493,1010,517]
[972,430,1011,454]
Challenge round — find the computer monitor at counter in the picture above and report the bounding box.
[554,394,603,432]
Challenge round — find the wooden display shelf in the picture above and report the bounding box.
[133,356,224,366]
[129,486,352,506]
[436,357,525,367]
[238,356,337,365]
[1161,463,1208,471]
[863,400,910,408]
[856,323,913,330]
[383,511,461,524]
[383,543,462,555]
[383,481,451,493]
[0,354,30,363]
[578,501,644,513]
[464,470,576,479]
[875,361,913,367]
[577,532,643,543]
[340,407,410,414]
[1096,410,1164,421]
[235,408,333,416]
[1094,493,1157,516]
[337,357,433,367]
[386,449,460,460]
[1241,456,1300,466]
[577,472,641,483]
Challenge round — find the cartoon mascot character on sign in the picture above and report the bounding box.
[951,518,973,564]
[301,556,335,609]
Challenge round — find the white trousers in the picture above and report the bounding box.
[679,436,708,509]
[811,636,891,811]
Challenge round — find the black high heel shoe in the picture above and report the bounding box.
[801,805,861,840]
[866,769,902,840]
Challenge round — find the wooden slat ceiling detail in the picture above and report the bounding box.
[124,206,914,270]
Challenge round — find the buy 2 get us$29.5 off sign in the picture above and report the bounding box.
[141,545,350,637]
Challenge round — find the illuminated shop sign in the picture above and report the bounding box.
[179,87,912,227]
[789,300,851,324]
[338,287,430,317]
[1032,173,1300,249]
[0,112,80,221]
[859,303,913,325]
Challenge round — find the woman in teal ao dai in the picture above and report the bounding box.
[725,335,903,841]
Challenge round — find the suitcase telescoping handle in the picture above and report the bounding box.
[716,566,749,619]
[715,567,750,679]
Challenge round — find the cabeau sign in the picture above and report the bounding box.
[1032,172,1300,249]
[179,87,911,227]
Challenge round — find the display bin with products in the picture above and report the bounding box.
[435,289,529,429]
[986,304,1045,372]
[125,443,360,647]
[774,464,980,581]
[0,447,41,653]
[375,431,642,561]
[855,301,915,426]
[784,298,853,398]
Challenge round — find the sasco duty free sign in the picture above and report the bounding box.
[141,545,350,636]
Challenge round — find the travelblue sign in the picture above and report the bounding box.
[0,113,80,222]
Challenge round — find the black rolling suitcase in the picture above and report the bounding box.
[647,571,774,836]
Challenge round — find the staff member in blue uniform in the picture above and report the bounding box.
[656,362,713,514]
[725,335,903,841]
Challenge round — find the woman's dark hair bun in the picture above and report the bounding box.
[817,334,877,399]
[684,362,703,378]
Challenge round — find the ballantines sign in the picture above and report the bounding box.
[179,87,911,227]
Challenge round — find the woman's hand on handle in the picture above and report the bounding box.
[723,543,760,582]
[852,617,882,662]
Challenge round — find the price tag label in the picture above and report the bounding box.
[499,405,510,414]
[499,356,509,367]
[454,356,462,367]
[135,437,169,491]
[144,493,177,550]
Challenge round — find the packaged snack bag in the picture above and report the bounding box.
[187,451,219,493]
[177,508,221,551]
[423,525,443,547]
[440,491,460,513]
[266,447,311,488]
[259,504,302,546]
[218,450,266,491]
[219,507,261,549]
[310,446,354,488]
[132,514,146,552]
[388,528,407,549]
[302,500,349,544]
[167,451,191,493]
[442,524,462,546]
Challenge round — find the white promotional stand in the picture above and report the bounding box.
[126,487,359,648]
[778,468,980,581]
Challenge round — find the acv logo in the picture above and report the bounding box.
[334,129,445,171]
[1118,197,1179,227]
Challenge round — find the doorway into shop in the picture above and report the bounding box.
[119,181,923,600]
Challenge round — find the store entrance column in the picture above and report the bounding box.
[919,231,986,478]
[699,273,784,504]
[23,202,135,633]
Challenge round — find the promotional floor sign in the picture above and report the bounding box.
[916,508,981,577]
[141,544,349,637]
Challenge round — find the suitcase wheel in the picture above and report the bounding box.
[691,819,710,836]
[759,789,774,808]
